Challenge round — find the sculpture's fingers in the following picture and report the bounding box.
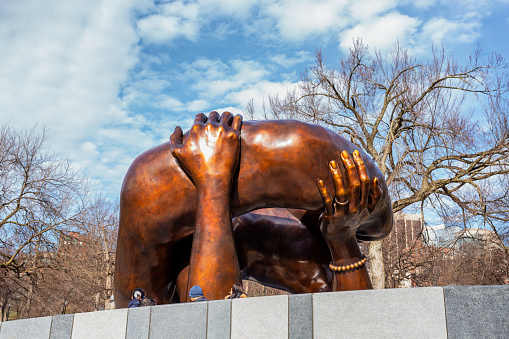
[170,126,184,157]
[231,114,243,132]
[208,111,221,124]
[353,150,370,210]
[341,151,361,213]
[368,177,383,212]
[329,160,348,205]
[219,111,233,128]
[317,179,333,216]
[193,113,207,125]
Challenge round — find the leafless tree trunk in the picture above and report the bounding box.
[76,199,118,309]
[368,240,385,288]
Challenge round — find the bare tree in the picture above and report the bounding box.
[0,199,119,320]
[244,99,256,121]
[0,124,120,319]
[269,40,509,288]
[0,124,93,274]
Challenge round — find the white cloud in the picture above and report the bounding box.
[231,60,270,84]
[269,51,314,68]
[0,0,152,199]
[194,79,243,98]
[187,99,210,112]
[263,0,351,41]
[182,58,229,82]
[79,141,100,169]
[131,0,496,53]
[170,55,301,120]
[180,58,269,99]
[339,12,420,51]
[136,0,261,44]
[154,96,186,111]
[225,80,299,120]
[349,0,398,22]
[137,1,201,43]
[121,58,174,108]
[0,0,143,138]
[96,127,156,151]
[122,55,277,119]
[422,16,481,44]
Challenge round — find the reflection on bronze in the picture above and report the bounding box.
[169,112,243,301]
[114,113,393,307]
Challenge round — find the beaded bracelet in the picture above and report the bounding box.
[329,256,367,272]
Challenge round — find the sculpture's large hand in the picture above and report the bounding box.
[317,150,382,240]
[170,111,242,189]
[316,150,382,264]
[315,150,382,291]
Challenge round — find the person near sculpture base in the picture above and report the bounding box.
[225,283,247,299]
[128,288,156,307]
[128,288,144,308]
[189,285,208,302]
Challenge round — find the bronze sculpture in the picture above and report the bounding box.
[114,112,393,307]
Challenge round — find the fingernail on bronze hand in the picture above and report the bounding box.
[329,160,348,207]
[341,151,360,213]
[353,150,370,210]
[317,179,333,215]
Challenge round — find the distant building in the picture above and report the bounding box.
[454,228,504,251]
[425,224,460,247]
[391,212,423,249]
[384,212,507,288]
[425,224,502,250]
[384,212,424,288]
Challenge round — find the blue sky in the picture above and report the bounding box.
[1,0,508,201]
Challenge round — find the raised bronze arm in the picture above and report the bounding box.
[170,112,243,301]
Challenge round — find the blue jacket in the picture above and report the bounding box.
[128,298,141,308]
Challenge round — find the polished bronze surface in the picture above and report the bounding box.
[114,116,393,307]
[315,152,382,291]
[170,112,242,301]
